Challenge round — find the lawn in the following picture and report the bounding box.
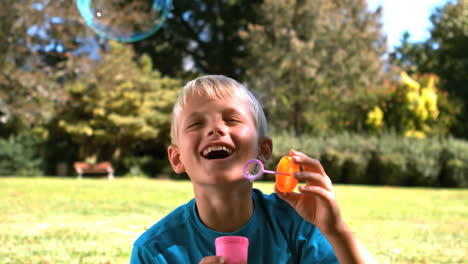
[1,177,467,264]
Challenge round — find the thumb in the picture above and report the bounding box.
[274,184,300,207]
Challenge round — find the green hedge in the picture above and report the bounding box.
[0,132,44,176]
[267,133,468,188]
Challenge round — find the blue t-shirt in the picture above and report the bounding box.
[130,189,338,263]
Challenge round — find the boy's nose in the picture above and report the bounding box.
[207,124,227,137]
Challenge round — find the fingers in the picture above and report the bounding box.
[295,170,337,210]
[199,256,226,264]
[294,171,333,191]
[290,149,327,176]
[297,185,335,204]
[290,149,332,187]
[276,150,336,205]
[275,180,333,207]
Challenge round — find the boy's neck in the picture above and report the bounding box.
[193,183,254,233]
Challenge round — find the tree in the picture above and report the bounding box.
[391,0,468,138]
[132,0,261,79]
[390,32,436,75]
[0,1,185,174]
[381,72,459,138]
[429,0,468,137]
[56,42,180,164]
[0,0,98,132]
[239,0,387,135]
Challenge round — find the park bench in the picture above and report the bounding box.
[73,161,114,180]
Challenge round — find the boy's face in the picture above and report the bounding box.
[168,92,271,185]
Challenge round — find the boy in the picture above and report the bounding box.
[130,75,377,263]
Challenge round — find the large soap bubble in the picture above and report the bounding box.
[77,0,171,42]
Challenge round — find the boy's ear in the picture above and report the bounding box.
[257,136,273,163]
[167,145,185,174]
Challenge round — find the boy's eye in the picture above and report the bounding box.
[188,121,202,128]
[226,117,242,123]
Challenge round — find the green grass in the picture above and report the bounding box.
[1,178,467,264]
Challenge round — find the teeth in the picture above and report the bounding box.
[202,145,233,157]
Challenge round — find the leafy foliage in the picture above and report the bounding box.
[270,133,468,187]
[132,0,261,79]
[381,73,460,137]
[0,0,93,127]
[332,72,462,137]
[57,42,181,163]
[0,132,44,176]
[239,0,387,134]
[392,0,468,137]
[1,0,468,180]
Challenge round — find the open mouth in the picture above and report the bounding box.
[201,145,234,160]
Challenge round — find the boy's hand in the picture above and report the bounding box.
[199,256,226,264]
[275,149,346,236]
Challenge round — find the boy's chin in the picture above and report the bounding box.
[201,158,242,171]
[199,171,247,185]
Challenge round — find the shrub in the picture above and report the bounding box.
[369,152,407,185]
[441,159,468,187]
[438,140,468,187]
[320,148,345,183]
[0,132,44,176]
[270,133,468,187]
[404,138,442,186]
[122,156,152,177]
[123,155,178,179]
[341,152,368,184]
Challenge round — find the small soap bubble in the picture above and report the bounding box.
[77,0,171,42]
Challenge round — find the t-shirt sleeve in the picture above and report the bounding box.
[295,220,339,263]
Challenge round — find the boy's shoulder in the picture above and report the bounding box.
[133,199,194,248]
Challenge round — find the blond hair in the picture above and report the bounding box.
[170,75,267,145]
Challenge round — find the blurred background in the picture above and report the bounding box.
[1,0,467,187]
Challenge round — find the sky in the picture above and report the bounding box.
[366,0,452,52]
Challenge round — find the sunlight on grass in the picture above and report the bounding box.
[1,178,467,264]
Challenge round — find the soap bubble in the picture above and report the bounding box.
[77,0,171,42]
